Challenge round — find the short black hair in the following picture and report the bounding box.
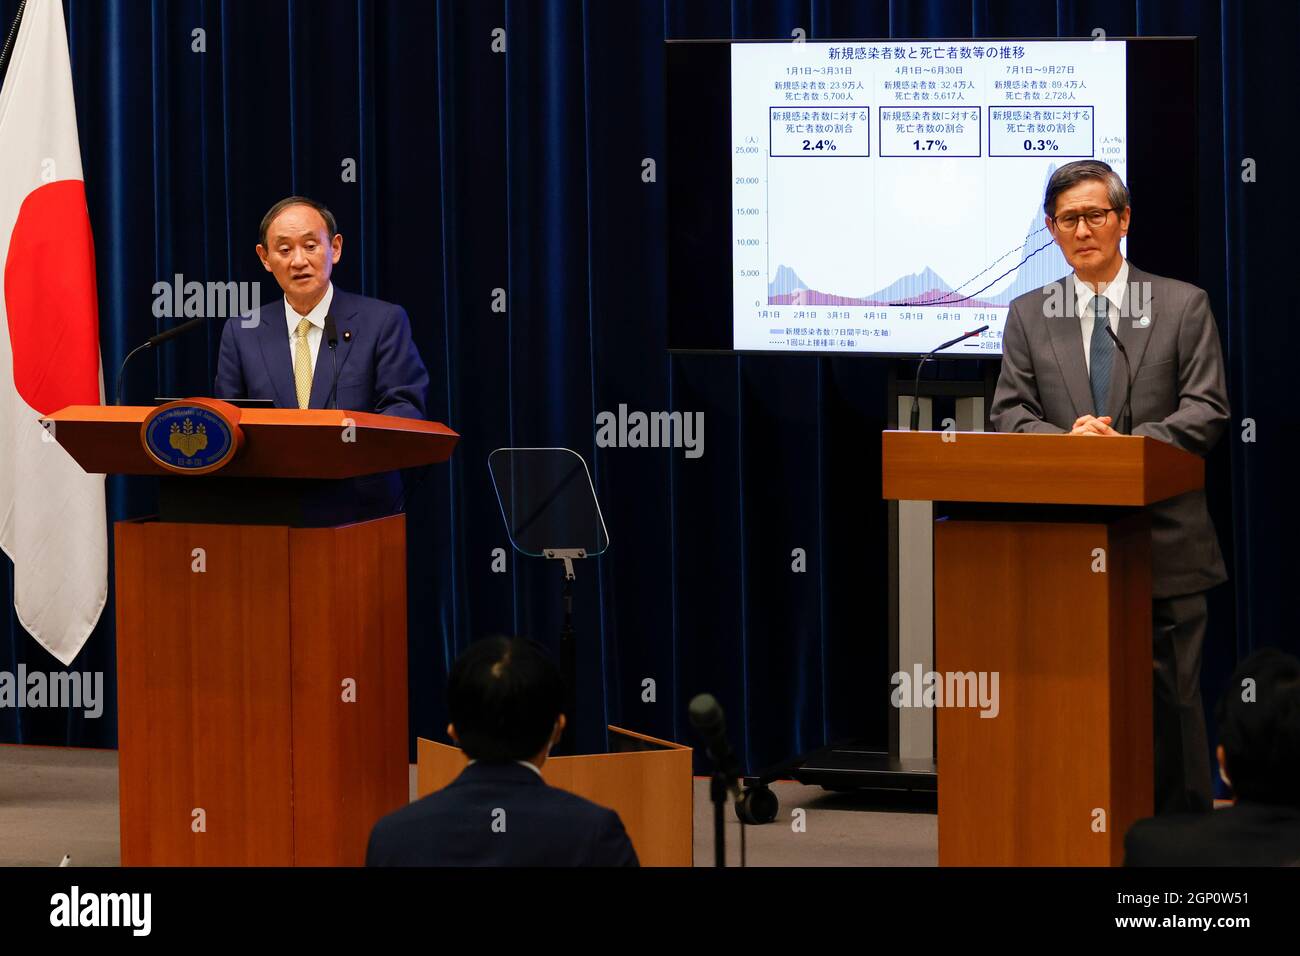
[258,195,337,247]
[1042,160,1131,218]
[447,636,564,762]
[1216,648,1300,806]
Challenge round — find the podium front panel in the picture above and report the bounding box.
[116,521,294,866]
[933,510,1153,866]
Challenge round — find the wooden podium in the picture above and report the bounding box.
[882,430,1205,866]
[416,727,694,866]
[44,401,458,866]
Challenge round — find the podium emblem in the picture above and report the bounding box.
[168,418,208,457]
[141,400,242,475]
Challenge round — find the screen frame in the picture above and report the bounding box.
[665,36,1199,359]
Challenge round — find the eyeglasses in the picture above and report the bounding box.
[1051,207,1116,230]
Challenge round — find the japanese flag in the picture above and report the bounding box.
[0,0,107,665]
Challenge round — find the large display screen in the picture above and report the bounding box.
[668,38,1197,357]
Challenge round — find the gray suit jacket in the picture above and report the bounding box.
[989,261,1229,598]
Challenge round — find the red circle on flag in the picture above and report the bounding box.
[4,179,101,415]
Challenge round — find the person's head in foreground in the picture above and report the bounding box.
[447,635,567,768]
[1216,648,1300,807]
[365,635,637,866]
[1123,648,1300,866]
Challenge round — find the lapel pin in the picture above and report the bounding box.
[343,330,353,341]
[1136,316,1150,328]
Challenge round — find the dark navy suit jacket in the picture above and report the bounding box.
[215,286,428,418]
[365,761,640,867]
[1124,801,1300,866]
[215,287,430,521]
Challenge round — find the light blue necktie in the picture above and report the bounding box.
[1089,295,1113,419]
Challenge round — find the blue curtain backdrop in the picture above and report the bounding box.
[1,0,1293,783]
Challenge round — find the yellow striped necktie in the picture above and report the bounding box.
[293,317,313,409]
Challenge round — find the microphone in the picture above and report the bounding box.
[690,693,745,868]
[323,312,340,410]
[1103,326,1133,435]
[114,316,210,406]
[908,325,990,431]
[688,693,742,792]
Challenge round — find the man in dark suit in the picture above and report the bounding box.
[990,160,1230,814]
[1125,649,1300,865]
[366,636,639,867]
[215,196,430,517]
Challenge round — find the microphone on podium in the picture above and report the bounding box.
[323,312,340,410]
[1103,325,1134,435]
[114,316,210,406]
[908,325,989,431]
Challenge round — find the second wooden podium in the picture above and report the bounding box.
[882,430,1205,866]
[45,400,459,866]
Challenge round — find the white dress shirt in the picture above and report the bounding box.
[284,282,335,377]
[1072,257,1127,374]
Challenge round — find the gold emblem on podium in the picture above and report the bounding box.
[140,399,244,476]
[168,418,209,457]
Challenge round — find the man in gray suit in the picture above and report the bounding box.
[990,160,1230,814]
